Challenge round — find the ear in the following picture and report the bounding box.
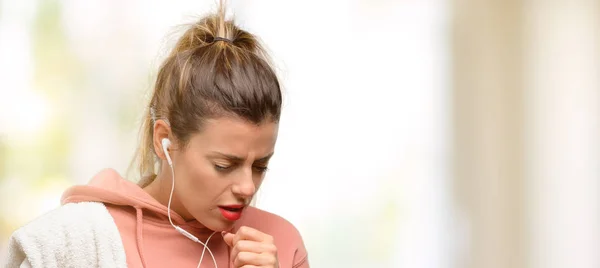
[153,119,173,162]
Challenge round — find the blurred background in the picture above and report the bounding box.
[0,0,598,267]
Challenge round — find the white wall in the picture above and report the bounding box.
[525,1,600,267]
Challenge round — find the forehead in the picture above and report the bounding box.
[187,116,279,153]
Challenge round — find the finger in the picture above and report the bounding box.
[233,226,274,245]
[233,251,276,267]
[223,232,235,248]
[230,240,262,260]
[230,240,277,261]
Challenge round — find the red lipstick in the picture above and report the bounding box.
[218,204,245,221]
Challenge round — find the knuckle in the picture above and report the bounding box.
[238,251,252,262]
[265,234,274,243]
[236,240,248,250]
[267,244,277,254]
[233,254,243,266]
[266,254,277,264]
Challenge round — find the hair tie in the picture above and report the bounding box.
[213,37,233,43]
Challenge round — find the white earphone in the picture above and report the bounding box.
[162,138,173,166]
[161,138,218,268]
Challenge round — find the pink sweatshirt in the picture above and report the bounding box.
[61,169,309,268]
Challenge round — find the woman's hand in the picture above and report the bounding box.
[223,226,279,268]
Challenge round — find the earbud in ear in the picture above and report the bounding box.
[161,138,173,166]
[162,138,171,150]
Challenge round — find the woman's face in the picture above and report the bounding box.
[170,116,278,231]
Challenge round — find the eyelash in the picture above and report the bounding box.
[214,165,269,173]
[254,166,269,173]
[214,164,230,171]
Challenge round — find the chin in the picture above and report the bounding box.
[210,221,235,232]
[197,215,235,232]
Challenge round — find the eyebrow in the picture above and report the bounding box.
[210,151,275,162]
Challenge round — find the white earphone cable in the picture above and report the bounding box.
[197,231,218,268]
[165,148,218,268]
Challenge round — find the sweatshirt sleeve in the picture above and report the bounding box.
[292,248,309,268]
[291,232,309,268]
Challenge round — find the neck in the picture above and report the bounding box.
[143,168,195,221]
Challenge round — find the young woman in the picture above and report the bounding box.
[5,2,308,268]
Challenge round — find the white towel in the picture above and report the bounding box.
[4,202,127,268]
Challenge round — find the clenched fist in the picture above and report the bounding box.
[223,226,279,268]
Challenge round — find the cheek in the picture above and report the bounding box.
[184,165,210,189]
[178,154,231,204]
[254,174,266,189]
[177,155,214,199]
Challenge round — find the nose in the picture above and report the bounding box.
[231,169,256,198]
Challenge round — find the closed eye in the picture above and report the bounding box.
[253,166,269,173]
[214,164,232,172]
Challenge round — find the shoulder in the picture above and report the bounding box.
[6,202,126,268]
[239,207,309,267]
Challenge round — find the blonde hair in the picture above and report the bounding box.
[132,1,281,185]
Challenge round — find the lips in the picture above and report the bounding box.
[218,204,245,221]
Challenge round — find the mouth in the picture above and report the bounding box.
[218,205,245,221]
